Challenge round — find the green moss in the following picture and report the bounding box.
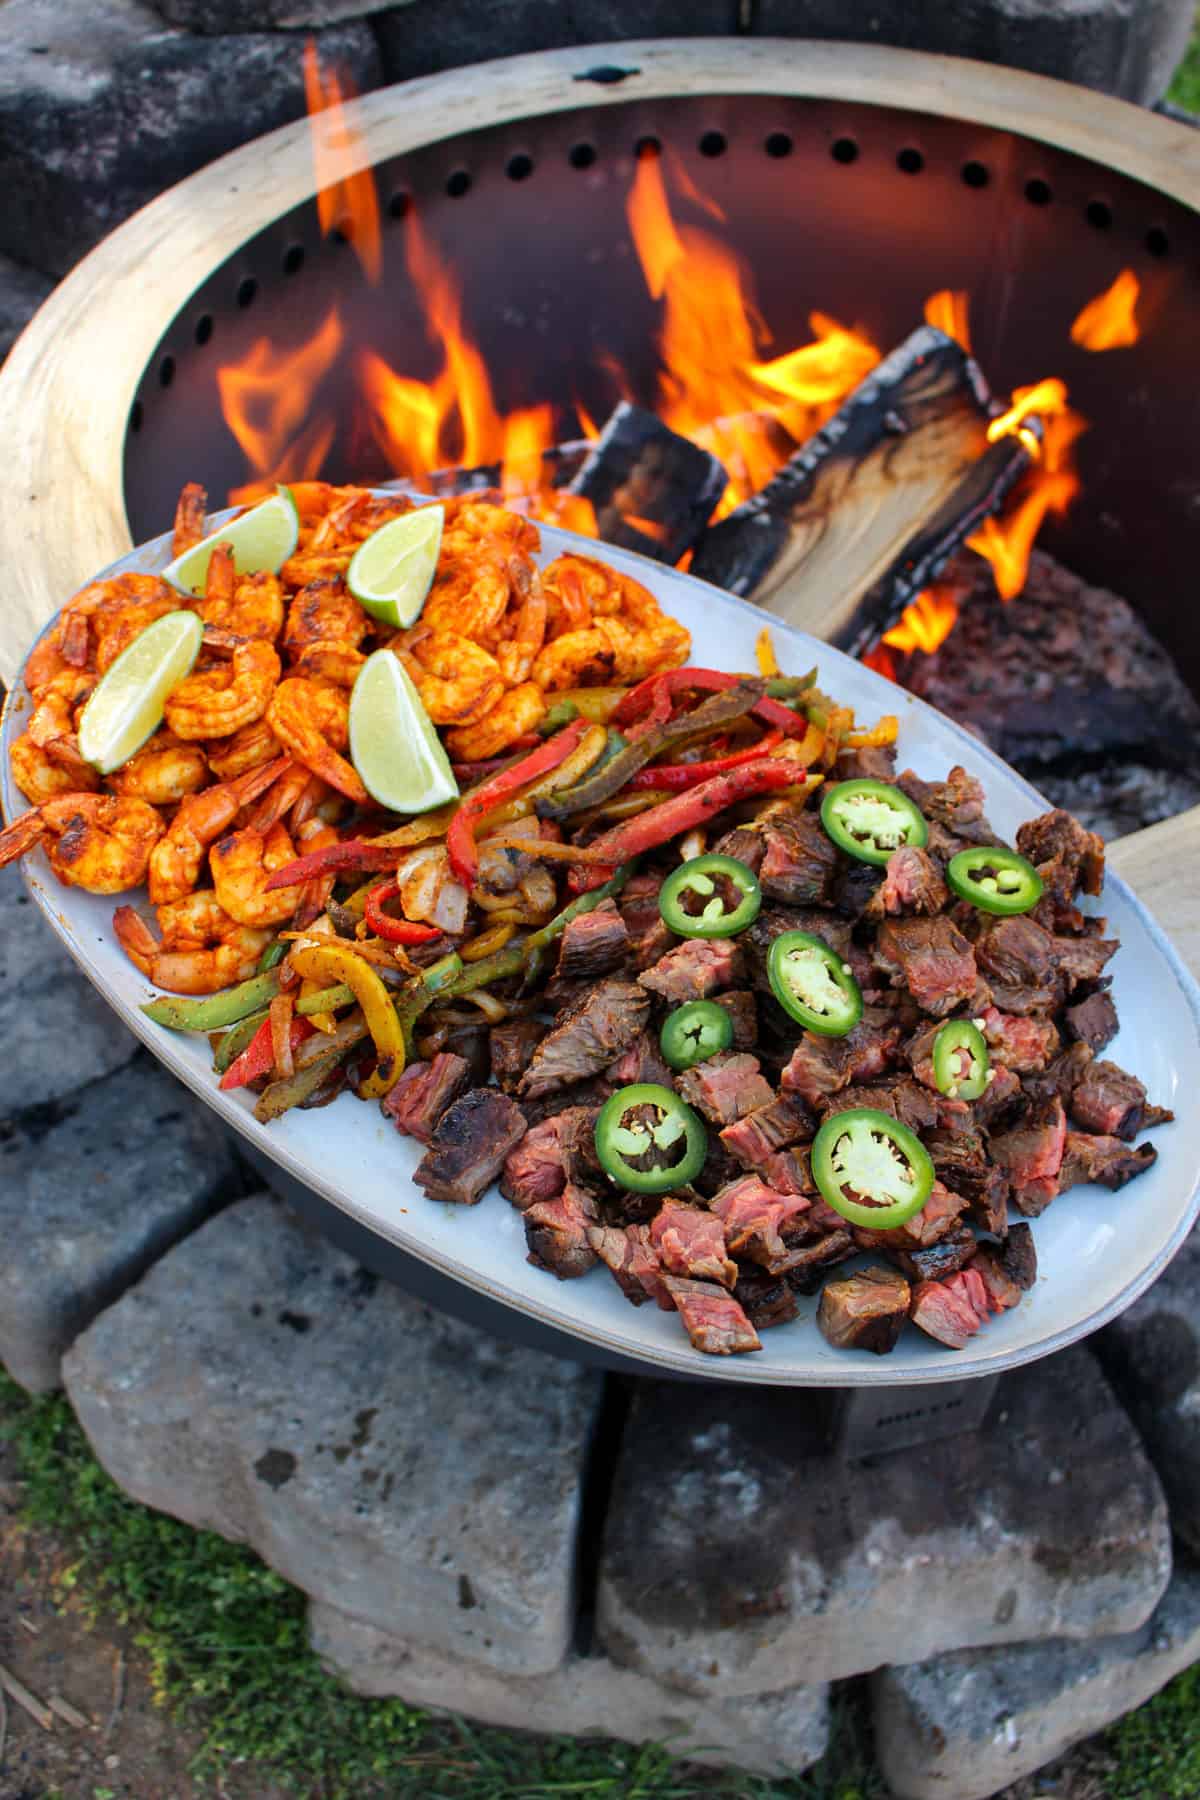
[1167,6,1200,112]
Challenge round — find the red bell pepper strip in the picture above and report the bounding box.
[568,758,798,891]
[219,1014,315,1090]
[627,730,782,790]
[613,668,806,737]
[263,839,403,892]
[446,719,590,888]
[363,879,444,945]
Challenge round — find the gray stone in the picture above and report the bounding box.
[310,1599,830,1776]
[0,864,138,1117]
[596,1348,1170,1696]
[1094,1230,1200,1557]
[152,0,396,28]
[373,0,737,85]
[0,253,52,362]
[752,0,1194,107]
[872,1560,1200,1800]
[63,1193,604,1676]
[0,1054,237,1392]
[0,0,382,277]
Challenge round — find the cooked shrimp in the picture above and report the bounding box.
[444,681,546,760]
[25,670,96,777]
[594,611,691,683]
[291,815,344,925]
[113,893,272,994]
[210,821,308,927]
[541,556,594,635]
[164,639,280,740]
[289,773,333,829]
[421,550,512,643]
[198,549,286,643]
[0,794,163,893]
[281,578,368,656]
[243,761,314,832]
[108,731,210,805]
[8,733,100,805]
[147,754,293,904]
[266,678,367,805]
[495,559,547,685]
[24,623,78,695]
[172,481,208,556]
[531,626,617,691]
[394,630,504,727]
[290,643,367,687]
[92,589,182,675]
[442,499,540,557]
[203,717,283,780]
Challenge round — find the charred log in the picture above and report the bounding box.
[565,401,729,563]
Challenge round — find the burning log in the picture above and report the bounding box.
[565,401,729,563]
[690,327,993,641]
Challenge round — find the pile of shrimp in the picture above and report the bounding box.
[0,482,691,993]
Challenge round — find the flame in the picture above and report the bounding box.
[1070,269,1140,352]
[217,306,344,504]
[967,382,1085,599]
[302,41,381,284]
[883,586,961,655]
[924,289,972,352]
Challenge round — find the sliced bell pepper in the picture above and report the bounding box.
[288,942,405,1098]
[628,730,783,791]
[611,667,812,737]
[219,1013,316,1091]
[363,878,444,945]
[446,718,590,888]
[141,969,280,1032]
[263,839,402,893]
[568,761,796,891]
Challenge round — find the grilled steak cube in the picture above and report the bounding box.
[1000,1222,1038,1291]
[743,906,852,992]
[1016,808,1104,902]
[525,1181,599,1279]
[974,914,1061,1014]
[910,1266,992,1349]
[606,1029,676,1090]
[1052,933,1119,990]
[887,1222,979,1284]
[924,1126,1011,1237]
[969,1243,1023,1314]
[876,916,978,1018]
[587,1223,673,1308]
[989,1095,1067,1216]
[852,1178,969,1252]
[414,1089,527,1205]
[970,1062,1022,1130]
[501,1115,567,1210]
[381,1052,471,1142]
[711,988,759,1049]
[519,979,650,1098]
[733,1266,799,1330]
[554,897,630,983]
[662,1275,762,1355]
[758,808,840,906]
[650,1200,737,1289]
[709,823,766,872]
[720,1092,814,1170]
[833,856,884,920]
[435,1020,491,1086]
[1058,1130,1157,1192]
[823,1077,939,1135]
[818,1267,911,1355]
[784,1229,857,1293]
[675,1050,773,1126]
[979,1005,1060,1073]
[1063,987,1119,1054]
[1022,1041,1095,1106]
[898,765,996,852]
[517,1075,612,1129]
[708,1175,811,1270]
[489,1019,545,1092]
[1069,1059,1173,1141]
[781,1020,902,1106]
[639,937,745,1004]
[864,846,948,919]
[834,744,897,784]
[618,873,676,970]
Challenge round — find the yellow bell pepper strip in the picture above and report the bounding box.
[288,943,405,1099]
[142,968,280,1032]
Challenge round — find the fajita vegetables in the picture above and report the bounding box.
[2,487,1173,1359]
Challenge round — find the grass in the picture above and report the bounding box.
[1167,6,1200,111]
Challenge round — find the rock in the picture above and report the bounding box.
[0,1054,237,1392]
[0,865,138,1117]
[63,1193,604,1676]
[310,1599,830,1776]
[151,0,395,28]
[1094,1231,1200,1557]
[0,0,382,277]
[752,0,1193,106]
[595,1348,1170,1695]
[0,253,52,361]
[872,1560,1200,1800]
[373,0,736,84]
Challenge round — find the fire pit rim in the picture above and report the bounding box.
[2,35,1199,683]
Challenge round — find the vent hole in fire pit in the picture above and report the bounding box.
[387,191,410,221]
[961,160,990,188]
[636,134,661,159]
[193,313,212,346]
[506,152,534,182]
[831,136,859,164]
[236,276,258,309]
[445,169,472,198]
[1145,225,1170,257]
[764,131,793,159]
[568,142,596,169]
[896,147,924,174]
[282,244,305,275]
[699,130,727,158]
[129,401,142,435]
[1086,198,1113,230]
[158,355,175,389]
[1024,177,1053,205]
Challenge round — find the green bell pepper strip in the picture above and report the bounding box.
[141,968,280,1032]
[658,853,761,939]
[932,1019,991,1101]
[393,951,466,1049]
[659,1000,734,1072]
[946,845,1044,915]
[820,779,928,866]
[257,938,288,973]
[811,1107,935,1229]
[767,931,863,1036]
[538,698,580,736]
[594,1084,707,1195]
[213,1007,271,1075]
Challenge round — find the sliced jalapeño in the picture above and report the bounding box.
[658,854,761,939]
[811,1107,935,1229]
[932,1019,990,1101]
[594,1084,707,1195]
[820,778,928,867]
[660,1000,734,1072]
[946,845,1044,915]
[767,930,863,1037]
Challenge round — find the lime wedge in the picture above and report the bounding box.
[349,648,460,814]
[163,486,300,596]
[347,504,444,628]
[77,609,204,774]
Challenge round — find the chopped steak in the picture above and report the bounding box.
[910,1266,993,1349]
[852,1178,968,1250]
[974,914,1060,1013]
[639,937,745,1003]
[606,1029,675,1090]
[887,1222,979,1284]
[663,1276,762,1354]
[711,988,759,1049]
[708,1175,811,1270]
[650,1200,737,1288]
[381,1052,470,1142]
[818,1266,911,1355]
[835,743,897,784]
[1052,933,1119,989]
[876,915,978,1017]
[1023,1041,1095,1106]
[758,807,840,906]
[989,1095,1067,1215]
[733,1266,799,1329]
[524,1182,598,1279]
[1070,1059,1173,1141]
[823,1076,940,1135]
[554,897,630,982]
[516,1075,612,1129]
[720,1092,814,1169]
[743,906,852,991]
[980,1005,1060,1073]
[970,1244,1023,1314]
[587,1223,673,1308]
[970,1062,1022,1129]
[898,765,996,851]
[1001,1222,1038,1291]
[1058,1130,1158,1192]
[1016,808,1104,902]
[434,1020,491,1086]
[709,822,766,872]
[781,1020,903,1106]
[833,856,885,921]
[618,873,676,970]
[675,1050,773,1125]
[865,846,949,919]
[759,1146,819,1200]
[519,979,650,1098]
[413,1088,527,1205]
[489,1019,545,1091]
[784,1228,857,1292]
[924,1126,1011,1237]
[501,1115,567,1210]
[1064,988,1119,1054]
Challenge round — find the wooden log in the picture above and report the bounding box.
[690,327,992,639]
[565,402,729,563]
